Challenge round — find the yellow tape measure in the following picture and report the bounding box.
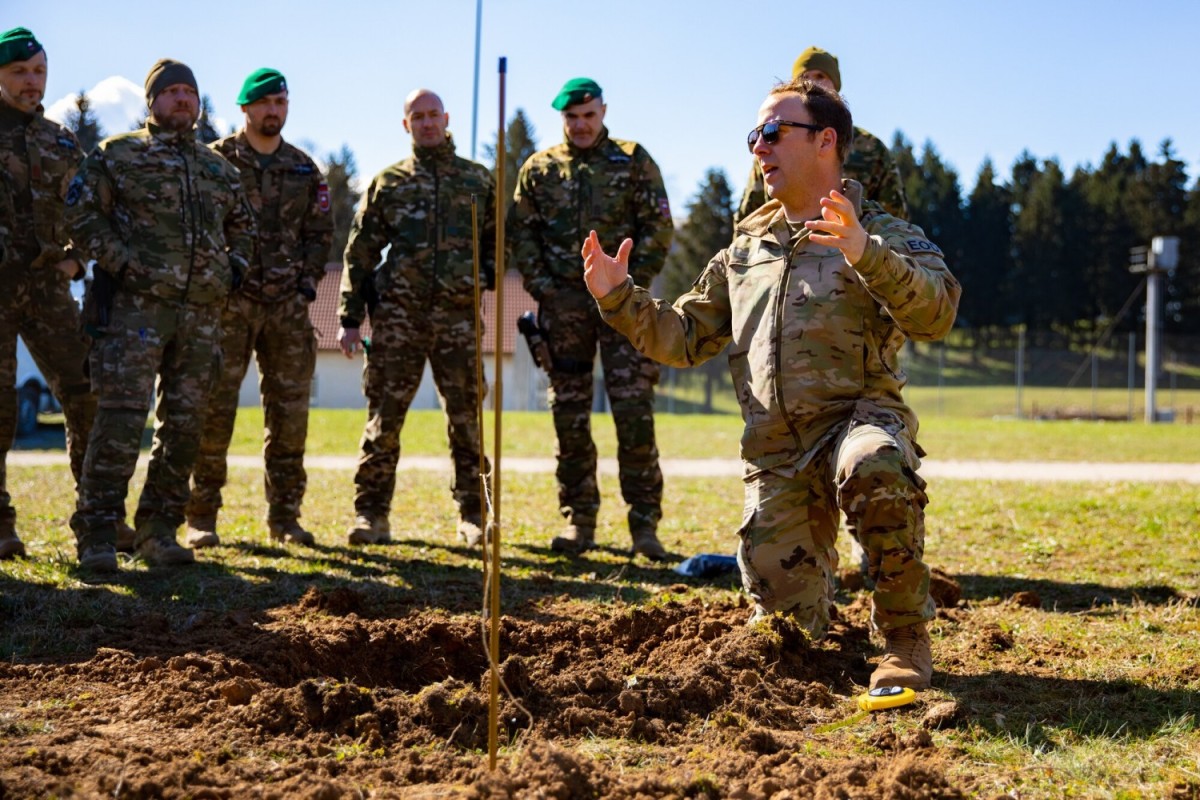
[856,686,917,712]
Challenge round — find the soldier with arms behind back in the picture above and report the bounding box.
[338,89,494,547]
[66,59,255,572]
[185,68,333,549]
[508,78,673,560]
[583,80,959,691]
[0,27,97,560]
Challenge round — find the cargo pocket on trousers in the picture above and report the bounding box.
[93,329,149,411]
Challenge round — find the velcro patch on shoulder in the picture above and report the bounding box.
[657,196,670,219]
[904,238,944,257]
[317,181,331,213]
[57,136,77,150]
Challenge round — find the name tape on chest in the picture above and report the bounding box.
[293,164,315,176]
[607,153,632,164]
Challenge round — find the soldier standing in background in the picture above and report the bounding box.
[0,27,97,560]
[509,78,673,560]
[185,68,333,549]
[583,79,958,690]
[735,46,907,224]
[66,58,254,572]
[338,89,494,548]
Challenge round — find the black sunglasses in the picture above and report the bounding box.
[746,121,825,153]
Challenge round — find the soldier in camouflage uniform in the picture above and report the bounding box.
[508,78,673,560]
[0,27,97,560]
[735,47,907,225]
[184,69,333,549]
[583,81,960,691]
[338,89,494,547]
[66,59,255,572]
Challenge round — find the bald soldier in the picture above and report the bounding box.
[338,89,495,547]
[0,27,97,560]
[583,79,959,690]
[735,46,907,224]
[185,68,333,549]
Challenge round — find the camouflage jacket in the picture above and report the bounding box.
[735,126,907,224]
[0,100,81,271]
[212,132,334,303]
[598,181,959,473]
[66,122,255,305]
[340,134,495,326]
[509,127,673,302]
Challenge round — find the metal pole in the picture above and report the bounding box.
[1127,332,1135,421]
[470,0,482,160]
[1015,327,1025,420]
[1145,270,1161,423]
[486,55,507,772]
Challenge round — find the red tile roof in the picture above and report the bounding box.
[309,264,537,354]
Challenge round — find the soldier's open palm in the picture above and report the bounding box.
[582,230,632,299]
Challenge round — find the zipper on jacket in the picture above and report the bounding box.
[772,232,810,451]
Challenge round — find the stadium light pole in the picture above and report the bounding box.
[1131,236,1180,423]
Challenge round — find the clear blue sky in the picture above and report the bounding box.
[15,0,1200,211]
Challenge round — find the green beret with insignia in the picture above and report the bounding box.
[0,27,43,68]
[552,77,602,111]
[791,46,841,91]
[237,68,287,106]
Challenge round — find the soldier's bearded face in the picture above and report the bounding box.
[150,83,200,133]
[404,93,448,149]
[0,50,48,114]
[562,98,605,150]
[245,92,288,138]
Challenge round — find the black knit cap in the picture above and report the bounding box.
[144,58,198,104]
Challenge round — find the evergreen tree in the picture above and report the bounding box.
[1011,160,1081,335]
[483,108,538,206]
[64,90,105,152]
[195,95,221,144]
[661,168,734,300]
[323,145,361,263]
[960,159,1013,339]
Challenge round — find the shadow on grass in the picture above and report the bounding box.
[941,670,1200,743]
[954,573,1187,610]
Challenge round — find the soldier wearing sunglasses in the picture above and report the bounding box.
[735,46,906,224]
[581,80,959,693]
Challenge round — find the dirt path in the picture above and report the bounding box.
[11,452,1200,482]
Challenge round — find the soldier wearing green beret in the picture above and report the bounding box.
[337,88,495,547]
[735,46,907,224]
[66,58,256,572]
[184,68,333,549]
[509,77,673,560]
[0,27,98,560]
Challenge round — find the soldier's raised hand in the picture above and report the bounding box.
[805,189,868,266]
[581,230,632,299]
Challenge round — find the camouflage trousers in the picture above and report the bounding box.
[737,419,934,638]
[0,266,95,530]
[71,293,221,551]
[354,304,487,521]
[541,288,662,534]
[187,293,316,523]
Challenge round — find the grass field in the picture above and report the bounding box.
[2,408,1198,797]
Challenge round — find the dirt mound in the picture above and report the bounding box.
[0,597,970,797]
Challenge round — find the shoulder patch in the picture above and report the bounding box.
[317,181,331,213]
[57,136,77,150]
[657,196,671,219]
[607,153,632,164]
[904,238,944,257]
[65,173,84,206]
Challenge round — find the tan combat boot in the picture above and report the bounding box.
[78,543,119,573]
[269,519,315,546]
[184,515,219,548]
[870,622,933,690]
[631,528,667,562]
[115,520,137,553]
[0,530,25,560]
[551,523,595,555]
[347,515,391,545]
[456,513,486,547]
